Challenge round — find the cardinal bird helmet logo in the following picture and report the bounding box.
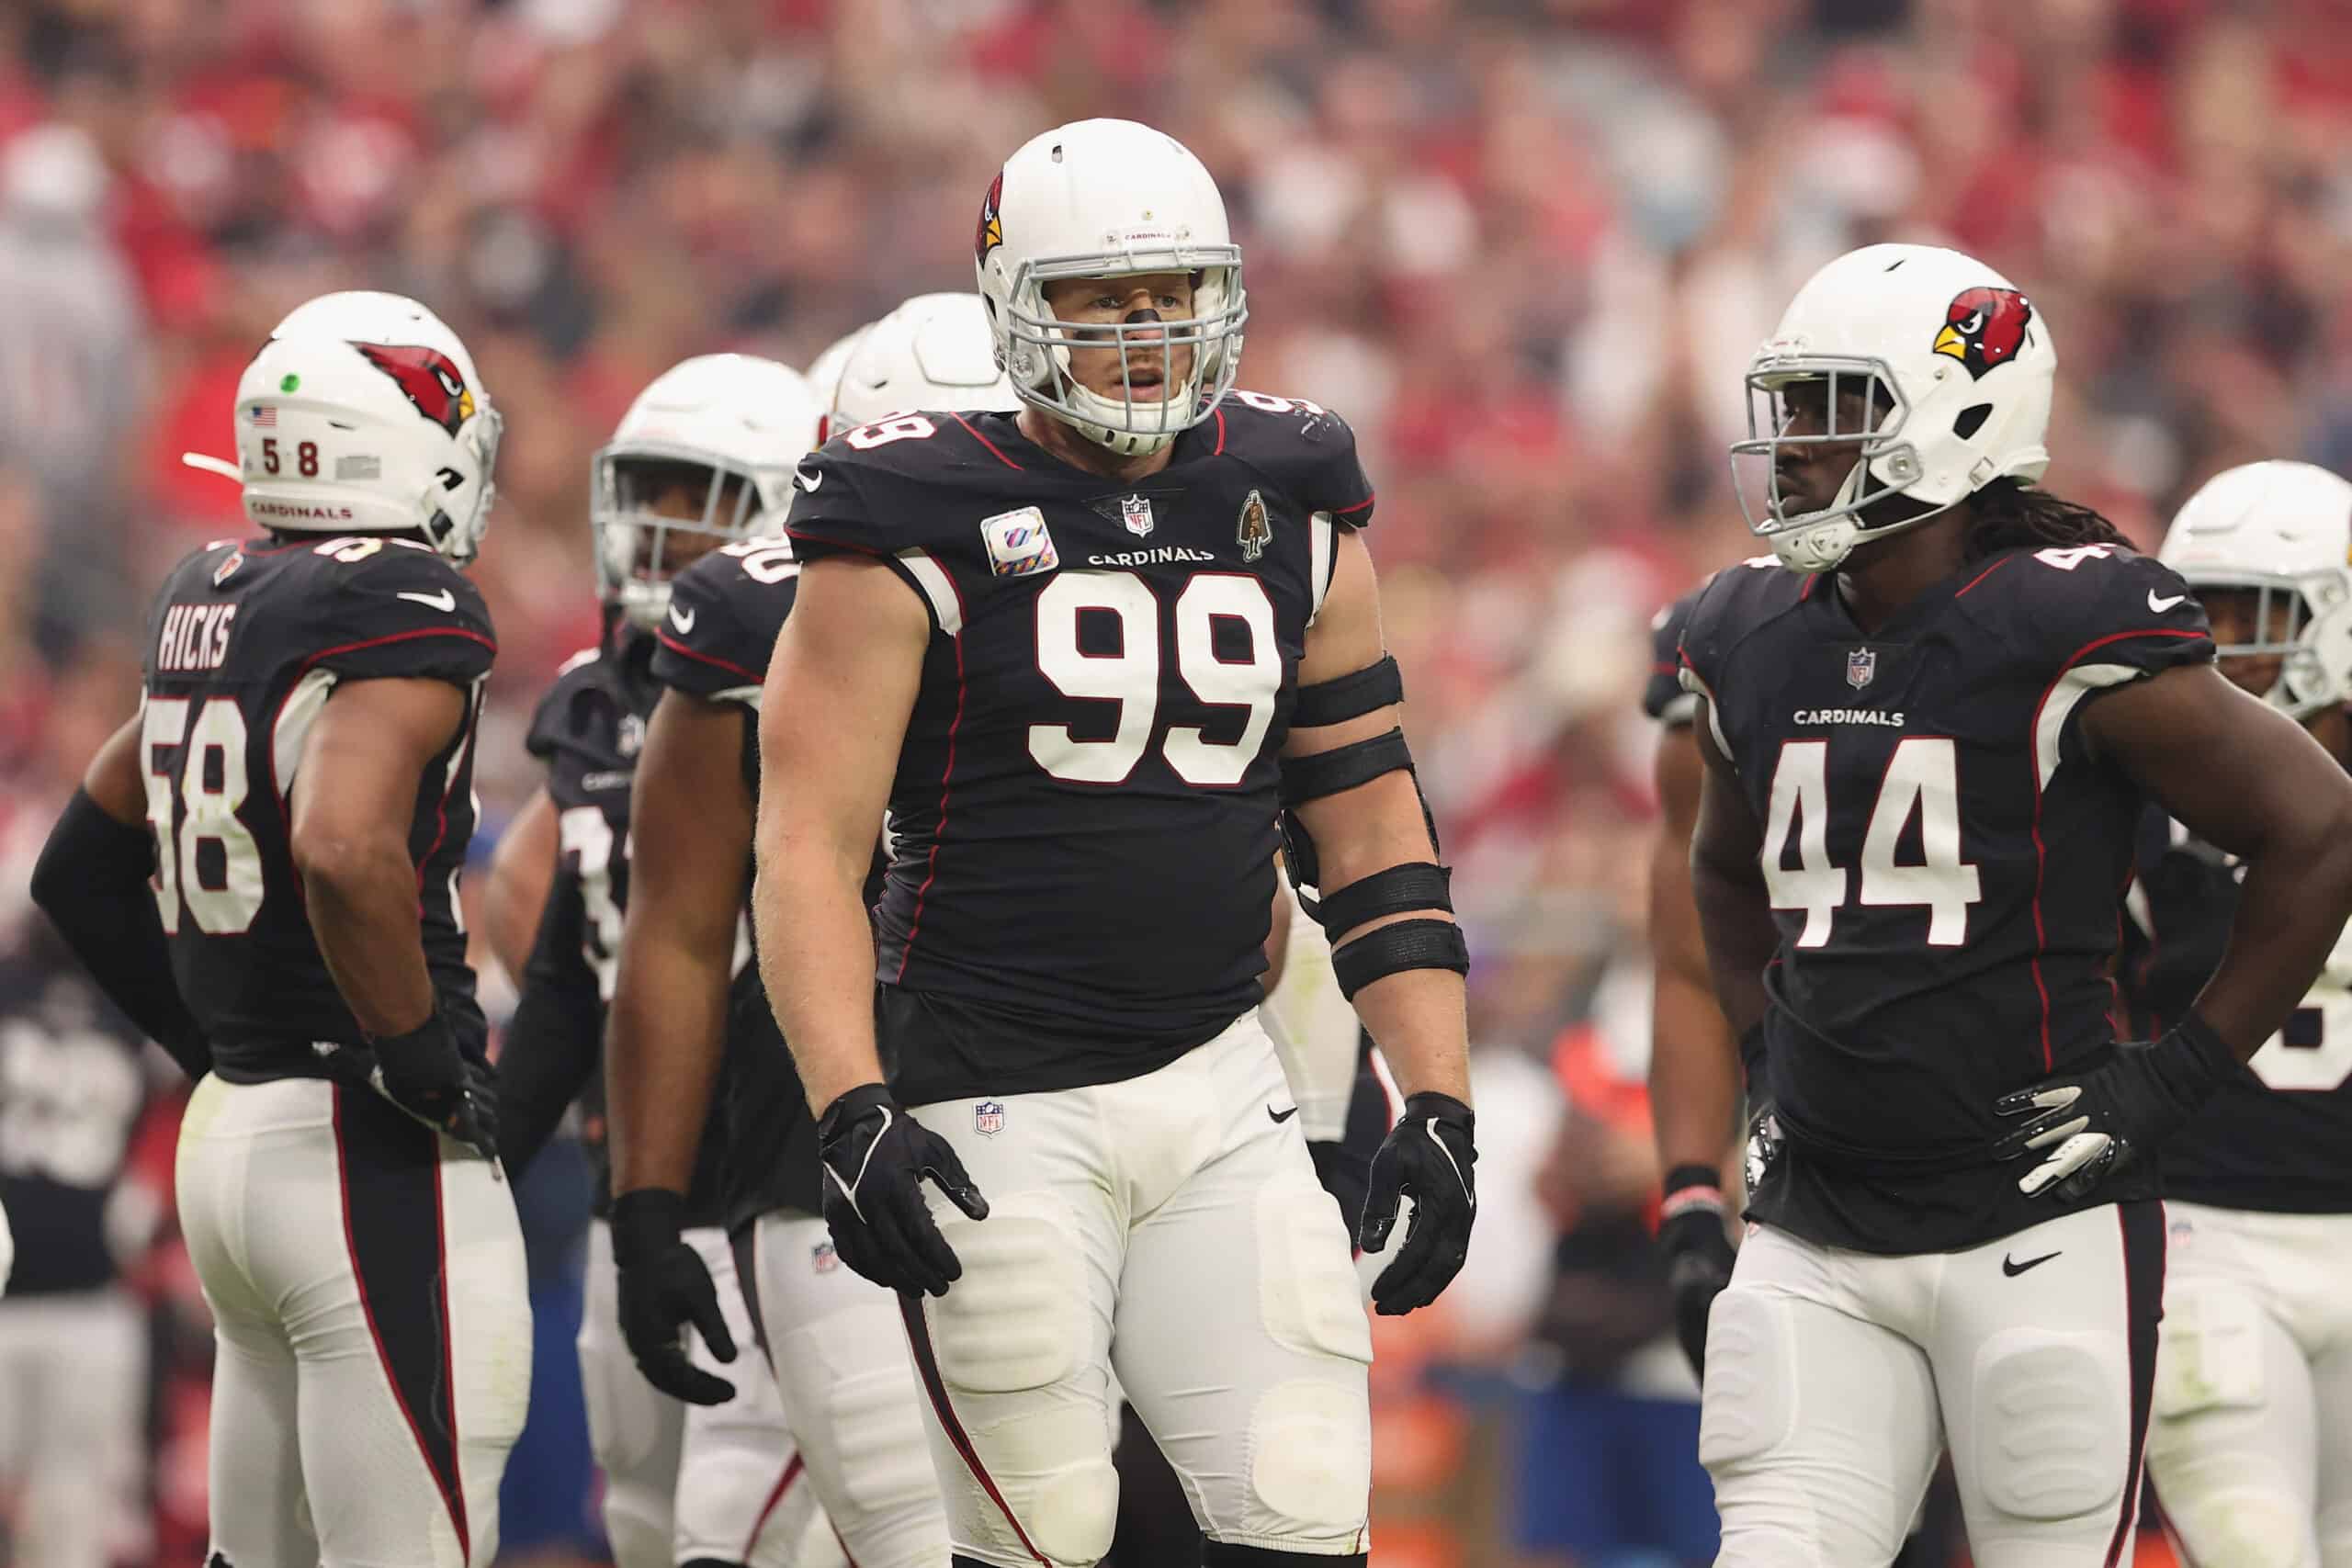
[1933,288,2034,381]
[976,171,1004,266]
[353,343,478,436]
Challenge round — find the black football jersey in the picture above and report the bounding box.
[2120,800,2352,1213]
[0,937,153,1295]
[1679,543,2212,1253]
[518,633,733,1224]
[1644,589,1702,728]
[650,540,820,1224]
[139,535,495,1080]
[785,397,1373,1103]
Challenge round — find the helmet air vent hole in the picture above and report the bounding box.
[1953,403,1992,440]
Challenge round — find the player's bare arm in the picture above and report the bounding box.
[290,672,496,1158]
[30,714,213,1078]
[1646,720,1746,1382]
[605,691,753,1196]
[753,554,926,1111]
[755,551,986,1298]
[2084,661,2352,1055]
[483,784,557,982]
[1687,705,1775,1040]
[1283,528,1475,1313]
[290,676,469,1035]
[1649,725,1746,1172]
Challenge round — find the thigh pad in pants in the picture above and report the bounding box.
[1969,1327,2130,1524]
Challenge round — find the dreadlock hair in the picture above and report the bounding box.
[1962,479,2132,562]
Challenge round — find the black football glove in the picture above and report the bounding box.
[1995,1015,2238,1201]
[1308,1137,1373,1236]
[818,1084,989,1298]
[1359,1091,1476,1315]
[609,1188,737,1405]
[367,1010,499,1168]
[1657,1164,1736,1382]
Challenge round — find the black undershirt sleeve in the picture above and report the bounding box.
[497,871,603,1180]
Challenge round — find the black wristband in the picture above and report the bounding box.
[610,1187,689,1258]
[1397,1090,1474,1136]
[1664,1163,1723,1198]
[2161,1011,2240,1100]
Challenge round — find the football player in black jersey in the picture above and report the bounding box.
[1679,243,2352,1566]
[2124,460,2352,1568]
[605,296,1022,1568]
[754,119,1474,1568]
[489,355,832,1568]
[30,291,526,1568]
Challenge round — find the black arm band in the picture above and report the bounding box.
[31,789,212,1079]
[1314,862,1453,937]
[1331,917,1469,999]
[1279,727,1413,807]
[1292,656,1403,730]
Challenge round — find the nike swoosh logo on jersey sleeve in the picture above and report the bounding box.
[796,466,823,492]
[669,604,697,634]
[2148,591,2187,613]
[396,589,457,613]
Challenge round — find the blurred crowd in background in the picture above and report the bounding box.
[3,0,2348,1562]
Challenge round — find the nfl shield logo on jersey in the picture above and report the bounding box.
[1121,494,1155,537]
[1847,648,1877,690]
[974,1100,1007,1136]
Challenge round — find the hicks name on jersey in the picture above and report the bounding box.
[156,603,241,671]
[1795,707,1905,727]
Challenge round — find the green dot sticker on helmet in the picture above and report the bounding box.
[279,373,300,393]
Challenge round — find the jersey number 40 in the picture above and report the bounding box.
[1763,738,1983,948]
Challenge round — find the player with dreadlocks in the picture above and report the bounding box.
[1671,243,2352,1565]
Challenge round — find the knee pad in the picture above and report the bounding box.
[963,1404,1118,1568]
[1970,1329,2128,1523]
[928,1195,1086,1395]
[797,1311,938,1522]
[2155,1282,2268,1420]
[1246,1379,1369,1542]
[2163,1487,2318,1568]
[1697,1288,1798,1474]
[1256,1178,1373,1364]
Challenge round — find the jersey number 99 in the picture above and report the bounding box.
[1029,571,1279,787]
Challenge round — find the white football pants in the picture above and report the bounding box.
[744,1208,950,1568]
[905,1012,1373,1567]
[2146,1201,2352,1568]
[578,1218,831,1566]
[1703,1201,2165,1568]
[175,1074,534,1568]
[0,1284,146,1568]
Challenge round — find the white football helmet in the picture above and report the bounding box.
[805,325,870,445]
[2160,459,2352,718]
[590,354,824,628]
[975,118,1246,457]
[831,292,1020,430]
[1732,243,2055,573]
[232,291,501,563]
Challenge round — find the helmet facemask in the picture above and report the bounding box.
[591,446,772,628]
[994,248,1246,457]
[2180,575,2336,718]
[1730,358,1952,572]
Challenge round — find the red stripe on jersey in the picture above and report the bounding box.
[413,683,481,901]
[654,628,761,683]
[952,412,1023,470]
[2026,629,2207,1067]
[1955,555,2018,597]
[896,631,966,982]
[1212,407,1227,455]
[1332,493,1375,514]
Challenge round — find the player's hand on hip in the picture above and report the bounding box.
[609,1189,738,1405]
[1995,1015,2237,1201]
[1657,1166,1736,1382]
[818,1083,989,1298]
[367,1010,500,1168]
[1359,1091,1476,1315]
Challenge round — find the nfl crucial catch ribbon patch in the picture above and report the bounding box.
[981,508,1059,579]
